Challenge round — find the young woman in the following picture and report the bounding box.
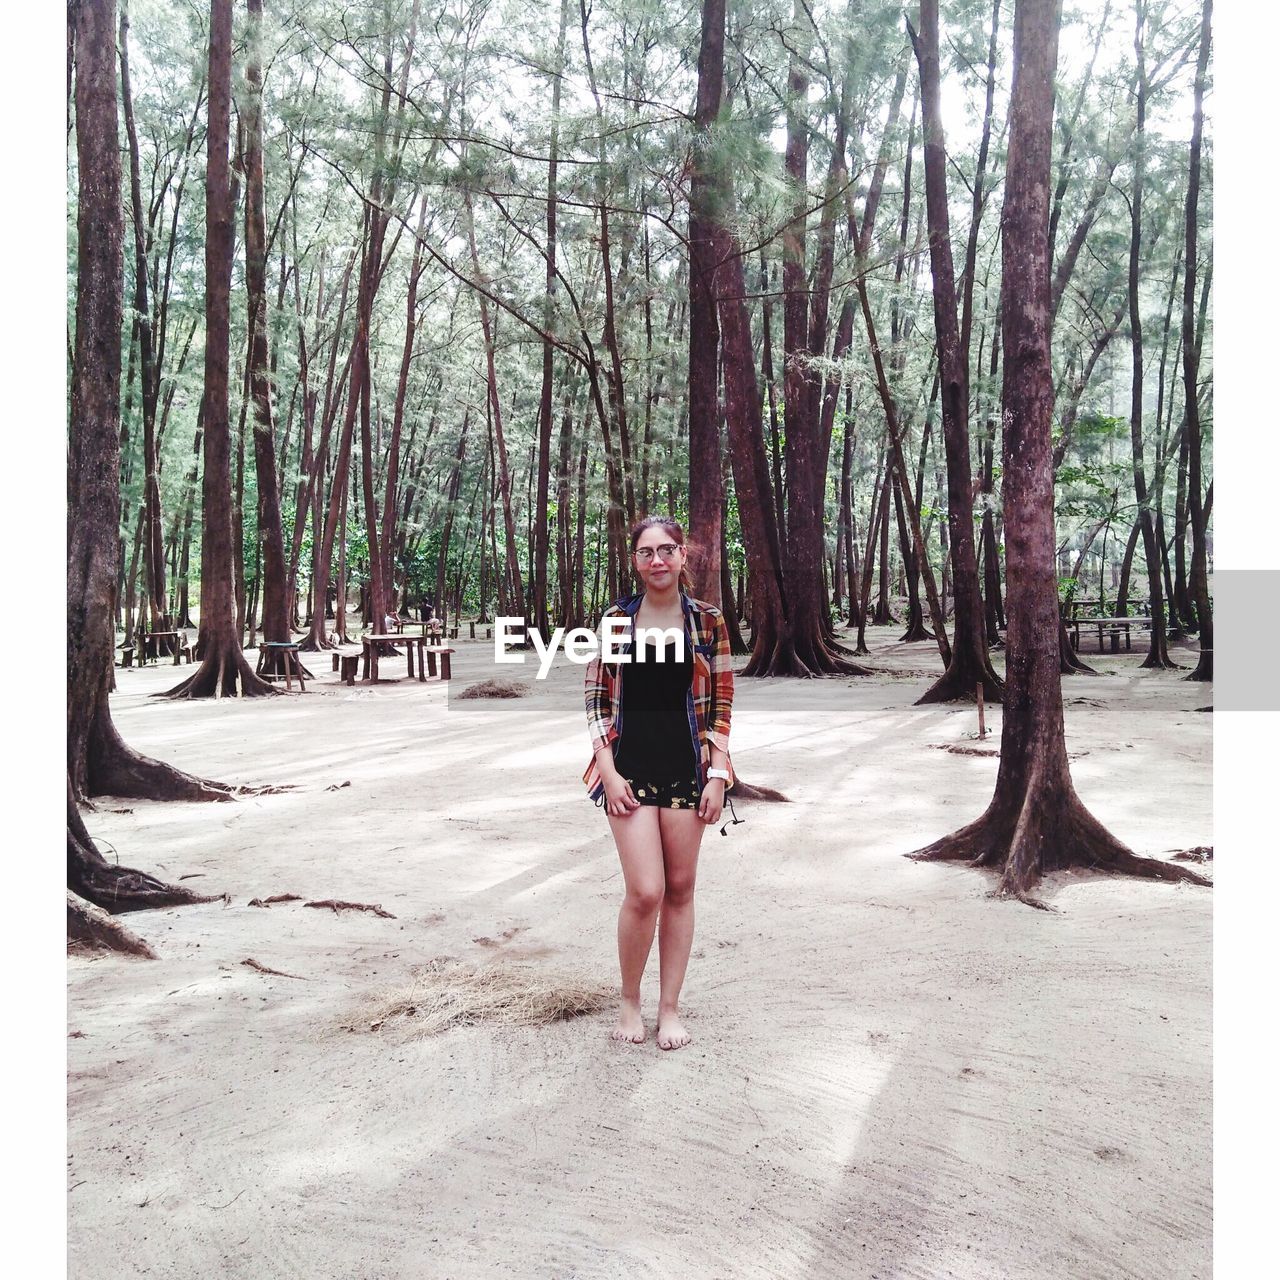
[583,516,734,1050]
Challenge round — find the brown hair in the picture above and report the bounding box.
[630,515,695,593]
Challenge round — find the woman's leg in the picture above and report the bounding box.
[654,808,707,1050]
[608,806,664,1042]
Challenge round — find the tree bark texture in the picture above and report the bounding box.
[1183,0,1212,681]
[686,0,727,605]
[908,0,1207,902]
[243,0,293,663]
[165,0,275,697]
[908,1,1002,704]
[68,0,231,934]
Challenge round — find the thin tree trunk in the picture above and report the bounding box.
[119,1,167,635]
[1126,3,1174,669]
[1184,0,1212,680]
[533,0,571,636]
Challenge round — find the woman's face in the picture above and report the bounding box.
[633,526,686,591]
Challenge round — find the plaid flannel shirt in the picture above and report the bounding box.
[583,592,734,802]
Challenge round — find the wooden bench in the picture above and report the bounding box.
[1069,616,1153,653]
[331,646,363,686]
[423,646,456,680]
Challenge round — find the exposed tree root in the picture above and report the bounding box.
[907,785,1212,902]
[899,618,934,643]
[241,957,306,980]
[727,777,790,802]
[304,899,397,919]
[69,801,222,914]
[160,644,278,699]
[741,627,875,678]
[248,893,302,907]
[1185,650,1212,682]
[88,719,238,802]
[916,657,1005,706]
[297,633,336,653]
[1059,620,1099,675]
[67,893,157,958]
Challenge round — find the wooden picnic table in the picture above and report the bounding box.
[391,619,445,637]
[1065,597,1149,620]
[361,634,455,682]
[1068,616,1153,653]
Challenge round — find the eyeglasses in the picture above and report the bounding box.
[634,543,680,562]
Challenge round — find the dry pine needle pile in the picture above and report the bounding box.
[355,958,613,1037]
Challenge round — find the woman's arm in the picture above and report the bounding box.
[584,654,618,762]
[585,620,640,815]
[708,609,734,755]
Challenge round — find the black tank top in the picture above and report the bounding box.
[613,637,696,782]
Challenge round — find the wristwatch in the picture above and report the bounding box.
[706,768,730,782]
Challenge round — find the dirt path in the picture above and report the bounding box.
[68,629,1211,1278]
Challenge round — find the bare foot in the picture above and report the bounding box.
[656,1009,691,1051]
[610,996,645,1044]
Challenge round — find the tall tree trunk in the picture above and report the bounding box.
[68,0,231,939]
[771,0,866,675]
[533,0,571,636]
[686,0,727,604]
[464,188,526,618]
[1184,0,1212,681]
[910,0,1206,900]
[1126,2,1174,669]
[908,0,1002,703]
[243,0,292,664]
[165,0,274,697]
[119,0,167,634]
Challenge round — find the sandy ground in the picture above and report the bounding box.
[68,626,1212,1280]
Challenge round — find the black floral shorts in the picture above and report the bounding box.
[599,776,701,810]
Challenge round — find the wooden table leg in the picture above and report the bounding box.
[441,652,452,680]
[407,643,415,679]
[362,640,371,681]
[417,641,426,682]
[426,650,438,678]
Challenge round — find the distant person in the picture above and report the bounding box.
[583,515,735,1051]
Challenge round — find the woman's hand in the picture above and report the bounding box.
[603,774,641,817]
[698,778,726,824]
